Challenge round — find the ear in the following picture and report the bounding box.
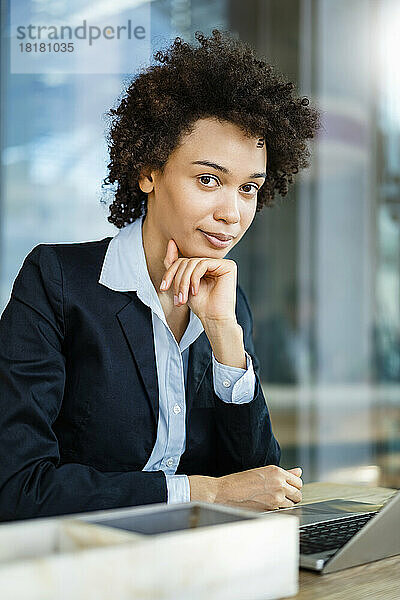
[138,170,154,194]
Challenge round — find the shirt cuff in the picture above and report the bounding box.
[165,473,191,504]
[212,350,256,404]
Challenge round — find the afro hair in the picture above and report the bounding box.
[102,28,321,228]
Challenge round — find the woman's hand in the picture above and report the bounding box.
[160,238,238,323]
[188,466,303,511]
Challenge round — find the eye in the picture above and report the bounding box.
[197,176,259,196]
[198,175,219,188]
[241,183,259,196]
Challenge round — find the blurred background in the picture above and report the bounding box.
[1,0,399,489]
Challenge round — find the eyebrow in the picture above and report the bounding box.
[191,160,267,179]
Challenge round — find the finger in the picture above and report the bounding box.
[161,259,183,291]
[174,259,201,304]
[278,497,297,509]
[285,471,303,490]
[190,259,221,294]
[288,467,302,476]
[164,239,179,270]
[284,482,303,504]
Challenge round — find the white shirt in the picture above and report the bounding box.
[98,215,255,503]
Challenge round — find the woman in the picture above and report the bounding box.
[0,30,321,522]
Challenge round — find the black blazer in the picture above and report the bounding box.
[0,239,281,522]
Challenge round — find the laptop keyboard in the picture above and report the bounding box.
[299,512,377,555]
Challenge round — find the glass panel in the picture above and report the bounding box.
[229,0,400,488]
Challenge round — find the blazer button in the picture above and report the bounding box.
[223,380,231,388]
[166,458,174,468]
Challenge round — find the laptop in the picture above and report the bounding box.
[262,489,400,574]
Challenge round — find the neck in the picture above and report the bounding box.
[142,212,190,327]
[141,213,167,293]
[142,212,187,315]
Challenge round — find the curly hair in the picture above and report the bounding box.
[102,28,322,229]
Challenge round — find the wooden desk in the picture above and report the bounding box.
[282,482,400,600]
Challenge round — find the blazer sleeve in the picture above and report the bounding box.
[0,244,167,523]
[213,284,281,476]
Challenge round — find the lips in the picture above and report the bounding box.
[200,230,233,248]
[200,230,234,241]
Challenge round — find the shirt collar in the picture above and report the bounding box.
[99,214,148,294]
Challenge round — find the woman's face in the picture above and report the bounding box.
[140,117,267,258]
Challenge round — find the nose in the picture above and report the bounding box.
[213,191,240,224]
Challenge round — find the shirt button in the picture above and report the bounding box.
[166,458,174,468]
[223,379,231,388]
[173,404,181,414]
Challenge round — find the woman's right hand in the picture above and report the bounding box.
[188,465,303,511]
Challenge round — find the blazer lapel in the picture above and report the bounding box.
[116,290,213,426]
[116,291,159,427]
[186,331,212,413]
